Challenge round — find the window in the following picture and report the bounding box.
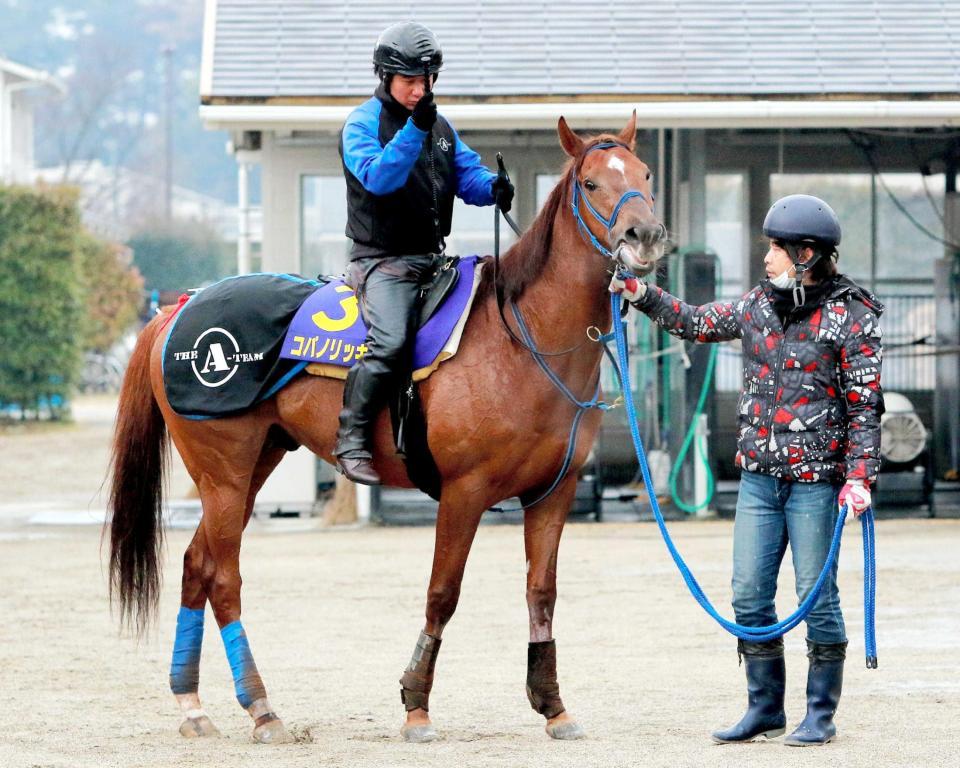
[874,173,942,287]
[537,174,562,210]
[301,175,349,279]
[706,174,746,299]
[446,196,515,257]
[770,173,872,283]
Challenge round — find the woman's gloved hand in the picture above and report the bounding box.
[839,479,872,517]
[608,273,647,303]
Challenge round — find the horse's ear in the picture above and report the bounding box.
[618,110,637,152]
[557,116,584,158]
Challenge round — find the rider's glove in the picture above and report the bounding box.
[608,273,647,303]
[839,479,871,517]
[492,170,515,213]
[411,92,437,131]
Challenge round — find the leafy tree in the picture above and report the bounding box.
[76,235,144,352]
[128,219,234,293]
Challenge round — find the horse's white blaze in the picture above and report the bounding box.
[607,155,627,177]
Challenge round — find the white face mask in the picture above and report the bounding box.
[769,269,795,290]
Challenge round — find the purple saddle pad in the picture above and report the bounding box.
[280,256,480,372]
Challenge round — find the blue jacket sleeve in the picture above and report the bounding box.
[452,128,496,206]
[341,103,428,196]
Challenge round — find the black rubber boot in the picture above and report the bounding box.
[785,640,846,746]
[712,639,787,744]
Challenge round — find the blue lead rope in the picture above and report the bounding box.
[609,293,878,666]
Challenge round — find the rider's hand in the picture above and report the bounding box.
[608,273,647,303]
[411,92,437,131]
[492,170,515,213]
[839,479,871,518]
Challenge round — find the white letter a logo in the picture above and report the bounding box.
[201,343,231,373]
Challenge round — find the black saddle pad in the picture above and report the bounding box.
[162,273,321,418]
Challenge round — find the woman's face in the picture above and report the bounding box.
[764,240,815,280]
[764,240,795,279]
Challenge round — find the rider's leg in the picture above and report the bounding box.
[334,255,434,483]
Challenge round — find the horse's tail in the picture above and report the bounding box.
[107,310,170,634]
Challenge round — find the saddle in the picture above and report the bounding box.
[418,255,461,328]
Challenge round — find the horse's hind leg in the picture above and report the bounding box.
[170,525,220,737]
[170,440,288,739]
[523,474,586,740]
[399,477,488,743]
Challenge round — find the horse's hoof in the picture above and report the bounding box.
[179,715,220,738]
[546,718,586,740]
[401,723,440,743]
[253,718,292,744]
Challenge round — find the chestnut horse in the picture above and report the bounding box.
[107,113,664,744]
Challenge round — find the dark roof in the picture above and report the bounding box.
[203,0,960,101]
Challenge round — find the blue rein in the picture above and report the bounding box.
[607,291,879,666]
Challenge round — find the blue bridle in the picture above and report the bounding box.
[570,141,655,259]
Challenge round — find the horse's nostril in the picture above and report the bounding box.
[624,226,641,243]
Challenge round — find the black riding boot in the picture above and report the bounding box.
[334,363,383,485]
[784,640,846,746]
[712,639,786,744]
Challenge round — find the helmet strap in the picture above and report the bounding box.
[785,242,823,308]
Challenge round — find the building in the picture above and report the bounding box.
[0,57,64,184]
[199,1,960,506]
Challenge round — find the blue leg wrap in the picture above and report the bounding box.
[169,606,205,695]
[220,621,265,709]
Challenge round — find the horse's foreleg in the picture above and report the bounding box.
[400,479,487,743]
[522,474,585,740]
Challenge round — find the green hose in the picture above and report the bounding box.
[668,343,718,513]
[667,248,721,514]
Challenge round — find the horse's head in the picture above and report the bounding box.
[558,112,666,277]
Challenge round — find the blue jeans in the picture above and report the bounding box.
[732,471,846,644]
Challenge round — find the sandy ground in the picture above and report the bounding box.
[1,398,958,767]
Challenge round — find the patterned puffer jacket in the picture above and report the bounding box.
[632,276,884,484]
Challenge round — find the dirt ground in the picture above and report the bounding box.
[1,398,958,768]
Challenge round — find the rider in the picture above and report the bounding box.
[335,21,514,484]
[611,195,883,746]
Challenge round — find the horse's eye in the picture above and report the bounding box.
[584,179,597,192]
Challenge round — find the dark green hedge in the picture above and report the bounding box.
[0,186,84,416]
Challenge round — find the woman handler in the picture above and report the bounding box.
[611,195,883,746]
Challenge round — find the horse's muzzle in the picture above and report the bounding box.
[614,223,666,276]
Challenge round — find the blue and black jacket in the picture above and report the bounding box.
[339,82,496,258]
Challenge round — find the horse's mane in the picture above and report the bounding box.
[478,134,627,303]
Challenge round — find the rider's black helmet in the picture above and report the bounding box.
[763,194,842,248]
[373,22,443,77]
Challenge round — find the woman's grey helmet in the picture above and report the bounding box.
[373,22,443,77]
[763,194,842,248]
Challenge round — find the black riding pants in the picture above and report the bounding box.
[334,254,437,458]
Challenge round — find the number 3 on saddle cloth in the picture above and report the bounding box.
[161,256,483,499]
